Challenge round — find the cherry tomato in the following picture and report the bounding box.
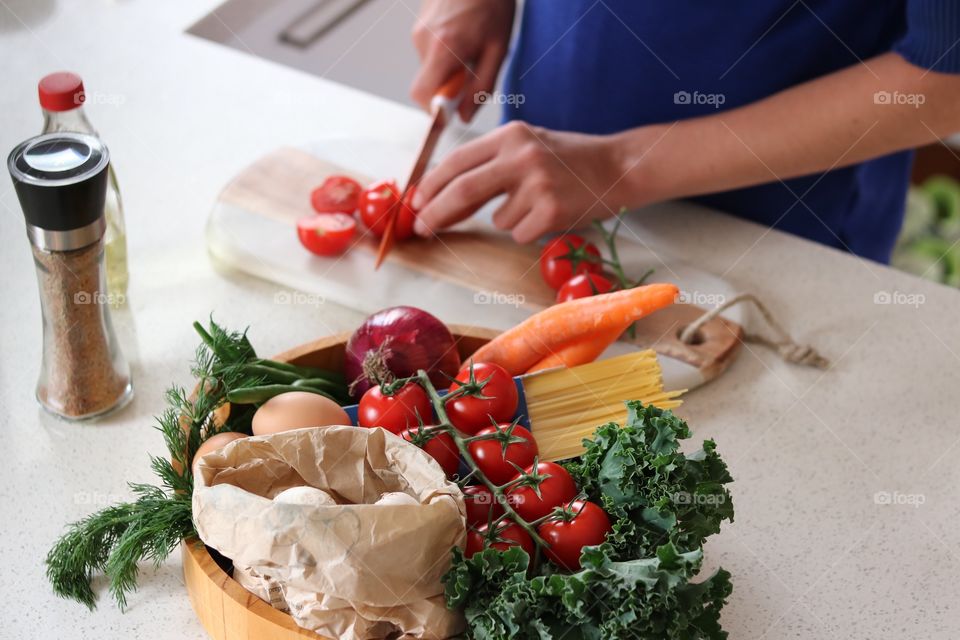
[358,383,432,434]
[401,427,459,477]
[555,273,615,303]
[358,180,399,237]
[395,186,418,241]
[311,175,362,213]
[462,484,505,527]
[539,235,602,290]
[296,213,356,256]
[465,521,534,560]
[468,423,538,485]
[506,462,578,522]
[537,500,612,571]
[447,362,519,435]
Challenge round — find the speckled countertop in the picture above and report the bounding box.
[1,1,959,639]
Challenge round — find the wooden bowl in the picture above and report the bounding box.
[182,325,498,640]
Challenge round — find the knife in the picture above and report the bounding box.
[374,67,467,269]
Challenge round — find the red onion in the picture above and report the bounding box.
[344,306,461,400]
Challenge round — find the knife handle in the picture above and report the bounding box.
[431,67,467,118]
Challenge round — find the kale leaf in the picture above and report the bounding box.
[444,401,735,639]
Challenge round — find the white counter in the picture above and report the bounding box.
[1,1,958,638]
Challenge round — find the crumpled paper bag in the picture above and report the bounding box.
[192,425,466,640]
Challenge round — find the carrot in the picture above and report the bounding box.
[471,283,679,376]
[525,325,626,373]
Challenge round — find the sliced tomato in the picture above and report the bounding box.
[539,235,602,290]
[311,175,363,213]
[296,213,356,256]
[555,273,615,303]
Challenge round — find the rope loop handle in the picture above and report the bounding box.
[679,293,830,369]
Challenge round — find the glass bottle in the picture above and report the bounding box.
[38,71,129,303]
[8,132,133,420]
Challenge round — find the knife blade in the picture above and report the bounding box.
[374,68,467,269]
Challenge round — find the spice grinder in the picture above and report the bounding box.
[8,132,132,420]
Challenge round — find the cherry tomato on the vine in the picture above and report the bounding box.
[296,213,356,256]
[311,175,363,214]
[537,500,612,571]
[506,461,578,522]
[447,362,519,435]
[462,484,505,527]
[401,426,459,477]
[465,521,534,561]
[539,234,602,290]
[468,423,538,485]
[358,383,432,434]
[555,273,615,303]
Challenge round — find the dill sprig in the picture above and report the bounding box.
[45,319,259,610]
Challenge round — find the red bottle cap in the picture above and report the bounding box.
[38,72,85,112]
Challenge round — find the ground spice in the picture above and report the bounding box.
[32,238,130,418]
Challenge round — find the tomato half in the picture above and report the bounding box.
[296,213,357,256]
[463,484,505,527]
[506,461,578,522]
[468,423,538,485]
[447,362,519,435]
[539,235,602,290]
[358,383,432,434]
[311,175,362,214]
[401,426,459,477]
[555,273,615,303]
[465,521,534,560]
[537,500,612,571]
[358,180,398,237]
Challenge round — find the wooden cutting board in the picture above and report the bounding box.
[207,145,743,388]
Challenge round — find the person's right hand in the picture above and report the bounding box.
[410,0,515,122]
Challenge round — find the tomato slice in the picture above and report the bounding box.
[311,175,363,214]
[296,213,356,256]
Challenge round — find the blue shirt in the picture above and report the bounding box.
[502,0,960,263]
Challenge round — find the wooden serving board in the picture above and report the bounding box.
[207,144,744,387]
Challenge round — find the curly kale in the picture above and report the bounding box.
[566,401,734,560]
[444,401,735,639]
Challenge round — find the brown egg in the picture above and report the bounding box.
[191,431,246,474]
[252,391,350,436]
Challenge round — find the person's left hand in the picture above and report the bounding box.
[411,121,643,243]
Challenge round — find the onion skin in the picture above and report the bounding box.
[344,306,461,400]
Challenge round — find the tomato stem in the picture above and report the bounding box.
[414,368,550,551]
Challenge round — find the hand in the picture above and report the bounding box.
[412,121,649,243]
[410,0,515,122]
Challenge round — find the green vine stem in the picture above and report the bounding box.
[413,369,550,550]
